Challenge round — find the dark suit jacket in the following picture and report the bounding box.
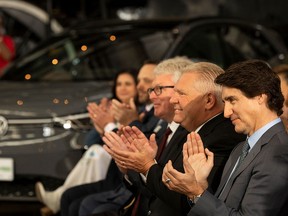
[145,113,246,216]
[188,121,288,216]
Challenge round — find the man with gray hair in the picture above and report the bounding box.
[104,61,245,215]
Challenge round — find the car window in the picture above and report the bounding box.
[222,25,279,63]
[172,23,280,68]
[2,28,174,81]
[0,9,42,58]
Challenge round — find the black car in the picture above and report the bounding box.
[0,0,63,58]
[0,17,287,202]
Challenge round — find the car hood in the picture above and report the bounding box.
[0,81,112,119]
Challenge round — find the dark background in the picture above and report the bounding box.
[23,0,288,43]
[25,0,288,26]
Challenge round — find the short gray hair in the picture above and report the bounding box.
[181,62,224,102]
[154,56,194,82]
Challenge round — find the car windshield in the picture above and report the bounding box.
[168,22,285,68]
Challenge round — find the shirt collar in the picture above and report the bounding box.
[145,103,154,112]
[168,121,180,134]
[195,113,222,133]
[248,118,281,150]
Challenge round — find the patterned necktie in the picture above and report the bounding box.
[235,139,250,171]
[218,139,250,199]
[156,127,172,160]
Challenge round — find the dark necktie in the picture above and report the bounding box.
[235,139,250,171]
[131,127,172,216]
[156,127,172,160]
[218,139,250,199]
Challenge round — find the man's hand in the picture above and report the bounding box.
[162,132,213,199]
[111,98,139,125]
[103,126,158,174]
[103,131,129,174]
[122,126,158,157]
[185,132,213,186]
[87,102,114,134]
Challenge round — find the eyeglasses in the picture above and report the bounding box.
[147,85,174,96]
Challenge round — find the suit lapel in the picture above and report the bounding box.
[217,122,285,200]
[158,125,188,164]
[215,142,243,197]
[197,114,228,144]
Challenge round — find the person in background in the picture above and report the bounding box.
[163,59,288,216]
[273,64,288,131]
[0,13,15,75]
[85,69,139,147]
[35,69,138,215]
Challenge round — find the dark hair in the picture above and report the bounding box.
[111,69,138,102]
[215,59,284,116]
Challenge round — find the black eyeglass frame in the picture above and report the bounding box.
[147,85,174,96]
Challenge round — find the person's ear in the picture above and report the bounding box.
[257,93,267,105]
[205,93,216,110]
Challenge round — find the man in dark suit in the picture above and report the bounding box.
[59,62,167,216]
[163,60,288,215]
[103,61,245,216]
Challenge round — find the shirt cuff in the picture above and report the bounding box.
[140,159,157,183]
[124,174,133,185]
[140,173,147,183]
[104,122,118,132]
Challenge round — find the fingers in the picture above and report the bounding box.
[131,126,146,139]
[195,132,205,153]
[182,152,195,174]
[191,132,199,155]
[149,133,157,148]
[99,97,109,110]
[102,132,121,149]
[205,148,214,168]
[115,160,127,170]
[129,98,136,110]
[162,160,172,184]
[188,132,204,154]
[162,160,179,186]
[87,103,106,122]
[111,99,122,107]
[121,126,135,146]
[123,126,138,140]
[111,99,125,113]
[103,144,130,162]
[186,134,193,157]
[183,142,189,161]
